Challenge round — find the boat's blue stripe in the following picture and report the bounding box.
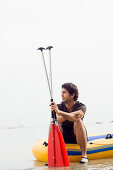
[87,134,113,141]
[67,146,113,156]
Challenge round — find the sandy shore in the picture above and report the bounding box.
[0,124,113,170]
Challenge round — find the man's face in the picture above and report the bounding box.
[61,88,74,104]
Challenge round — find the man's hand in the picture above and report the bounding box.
[50,102,61,116]
[73,111,84,121]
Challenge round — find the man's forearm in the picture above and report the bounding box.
[56,114,66,123]
[58,110,84,122]
[59,110,76,122]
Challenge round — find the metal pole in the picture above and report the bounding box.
[46,46,53,100]
[49,49,53,98]
[38,47,52,99]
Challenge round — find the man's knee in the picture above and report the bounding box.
[74,119,83,128]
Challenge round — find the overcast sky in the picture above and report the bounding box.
[0,0,113,127]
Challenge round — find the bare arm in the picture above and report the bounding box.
[58,110,84,122]
[56,114,66,123]
[50,102,84,122]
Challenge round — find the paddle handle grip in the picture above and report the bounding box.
[46,46,53,50]
[50,99,57,121]
[37,47,45,51]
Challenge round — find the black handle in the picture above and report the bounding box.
[50,98,57,120]
[37,47,45,51]
[46,46,53,50]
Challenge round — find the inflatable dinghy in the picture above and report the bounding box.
[32,133,113,162]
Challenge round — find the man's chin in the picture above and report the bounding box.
[62,100,67,104]
[62,99,64,103]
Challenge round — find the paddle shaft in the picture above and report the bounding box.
[37,47,54,119]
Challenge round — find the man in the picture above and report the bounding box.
[50,83,88,163]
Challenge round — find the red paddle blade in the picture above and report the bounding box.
[48,124,64,167]
[56,125,70,166]
[54,129,64,167]
[48,124,55,167]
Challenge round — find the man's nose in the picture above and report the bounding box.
[61,93,63,97]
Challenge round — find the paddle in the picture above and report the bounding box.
[46,46,70,167]
[48,106,64,167]
[38,47,65,167]
[54,112,70,166]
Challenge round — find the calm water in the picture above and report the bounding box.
[0,123,113,170]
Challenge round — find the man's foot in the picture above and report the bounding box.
[80,157,88,163]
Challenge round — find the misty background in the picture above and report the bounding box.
[0,0,113,130]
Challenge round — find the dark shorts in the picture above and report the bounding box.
[61,122,88,144]
[63,129,77,144]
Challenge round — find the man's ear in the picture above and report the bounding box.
[72,93,75,99]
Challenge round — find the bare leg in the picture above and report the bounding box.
[58,123,63,135]
[74,119,87,157]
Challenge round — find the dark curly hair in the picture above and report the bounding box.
[62,83,79,101]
